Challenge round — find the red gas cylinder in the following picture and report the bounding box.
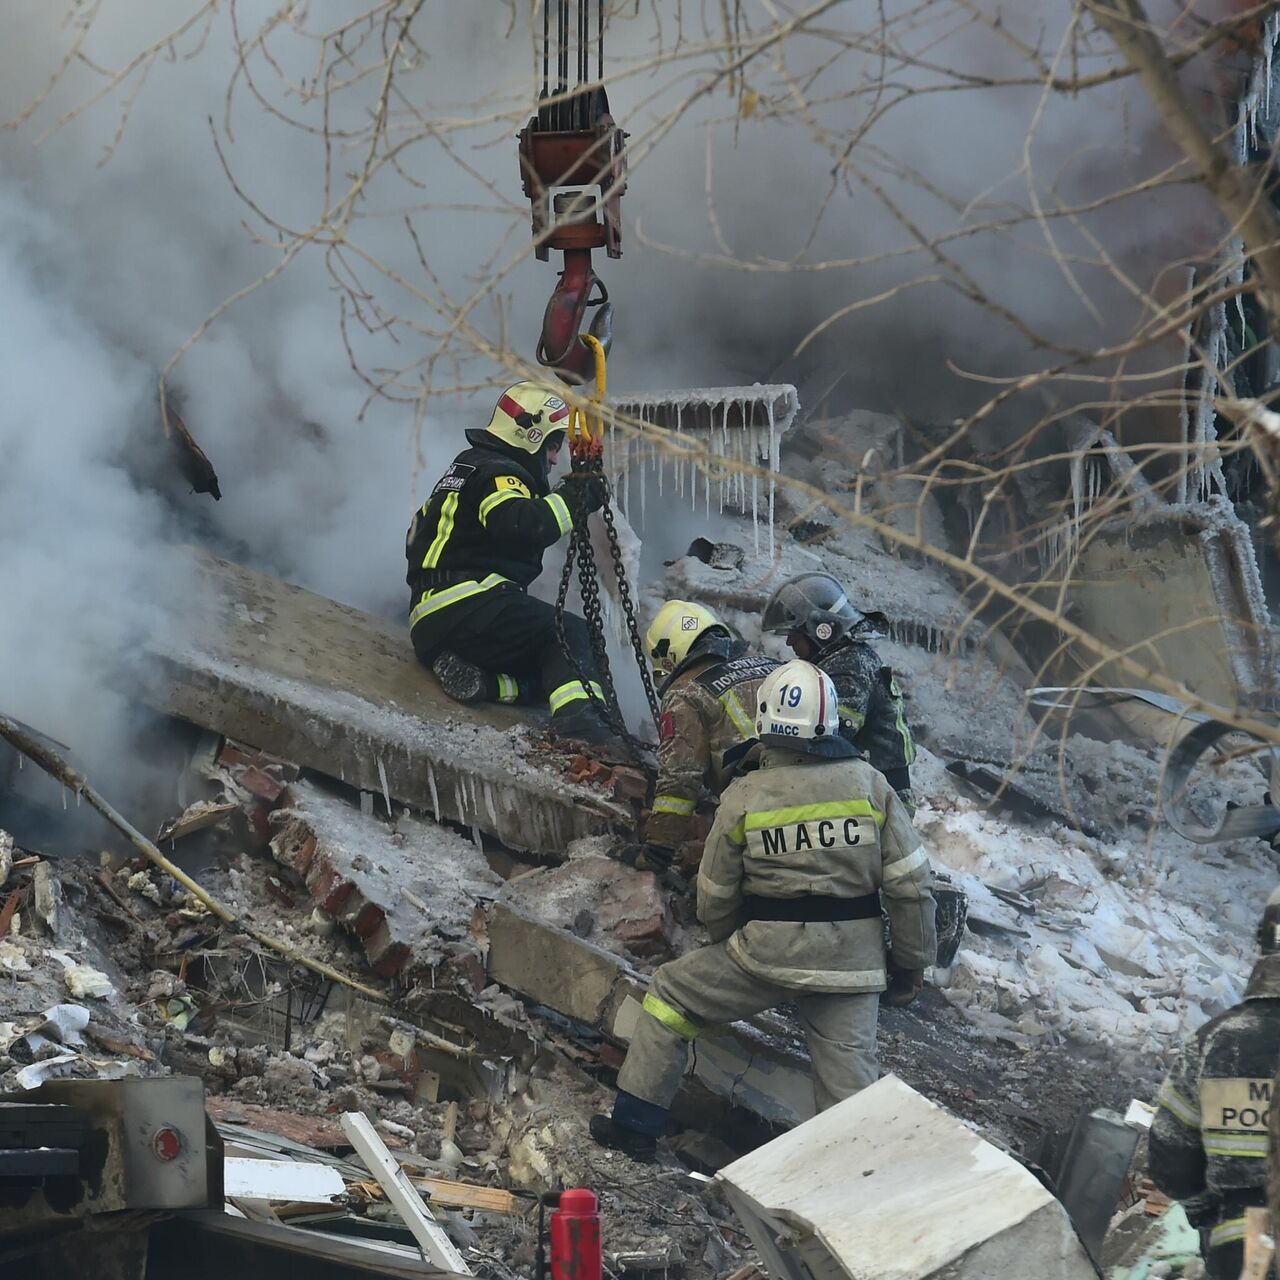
[549,1188,603,1280]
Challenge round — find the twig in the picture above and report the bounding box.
[0,713,386,1003]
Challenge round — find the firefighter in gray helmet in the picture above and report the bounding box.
[589,659,936,1161]
[762,572,917,811]
[1150,885,1280,1279]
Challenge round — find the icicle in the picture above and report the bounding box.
[377,757,392,817]
[360,791,373,816]
[453,781,466,821]
[484,781,498,828]
[766,398,777,561]
[426,762,440,821]
[471,825,482,848]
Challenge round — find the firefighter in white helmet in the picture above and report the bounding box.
[591,659,936,1160]
[625,600,778,882]
[405,381,613,744]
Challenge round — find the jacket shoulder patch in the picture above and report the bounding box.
[694,655,779,697]
[494,475,532,498]
[432,462,476,495]
[658,711,676,743]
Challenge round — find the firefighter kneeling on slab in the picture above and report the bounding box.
[591,659,937,1161]
[405,381,615,746]
[1149,885,1280,1280]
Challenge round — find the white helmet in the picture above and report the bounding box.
[755,660,849,757]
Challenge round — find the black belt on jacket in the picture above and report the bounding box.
[742,892,881,923]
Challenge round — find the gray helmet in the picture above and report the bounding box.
[762,572,864,648]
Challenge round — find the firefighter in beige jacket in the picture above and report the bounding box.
[591,659,936,1161]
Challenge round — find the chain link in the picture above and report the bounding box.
[553,455,657,758]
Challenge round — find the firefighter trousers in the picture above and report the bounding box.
[618,940,880,1117]
[411,583,601,716]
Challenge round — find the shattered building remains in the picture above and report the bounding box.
[5,5,1280,1280]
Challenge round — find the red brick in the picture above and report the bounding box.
[218,742,253,768]
[372,941,411,979]
[365,919,411,977]
[307,858,355,914]
[239,765,285,803]
[611,766,650,804]
[352,901,385,940]
[615,912,675,958]
[292,834,318,876]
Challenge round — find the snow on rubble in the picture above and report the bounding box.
[903,745,1272,1077]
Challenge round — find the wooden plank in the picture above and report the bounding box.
[341,1111,471,1275]
[207,1099,349,1149]
[350,1177,521,1215]
[1241,1206,1275,1280]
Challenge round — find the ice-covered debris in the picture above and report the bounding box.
[0,939,31,973]
[0,829,12,886]
[915,741,1277,1072]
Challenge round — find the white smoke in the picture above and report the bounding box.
[0,2,1228,771]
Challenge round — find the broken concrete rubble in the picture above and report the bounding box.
[145,551,628,855]
[270,780,502,981]
[717,1075,1096,1280]
[485,903,816,1128]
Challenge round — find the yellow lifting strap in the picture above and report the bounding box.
[568,333,608,459]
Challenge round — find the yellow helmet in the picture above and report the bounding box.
[481,382,571,454]
[645,600,727,677]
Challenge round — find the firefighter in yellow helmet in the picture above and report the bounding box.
[406,381,612,744]
[624,600,778,881]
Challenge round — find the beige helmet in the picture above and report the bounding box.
[645,600,727,678]
[480,382,571,454]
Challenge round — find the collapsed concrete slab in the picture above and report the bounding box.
[485,903,815,1128]
[270,780,502,980]
[717,1074,1095,1280]
[145,552,629,855]
[1061,498,1275,740]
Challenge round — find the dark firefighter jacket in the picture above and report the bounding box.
[1149,952,1280,1269]
[814,636,916,805]
[644,638,779,851]
[406,440,574,631]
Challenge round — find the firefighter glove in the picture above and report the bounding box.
[557,472,606,516]
[882,965,925,1008]
[618,842,688,894]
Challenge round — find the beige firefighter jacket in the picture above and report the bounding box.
[696,746,936,993]
[644,647,778,849]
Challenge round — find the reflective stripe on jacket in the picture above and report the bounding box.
[696,746,935,993]
[405,444,572,627]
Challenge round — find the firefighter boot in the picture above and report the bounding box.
[551,703,628,756]
[432,651,494,706]
[589,1115,657,1163]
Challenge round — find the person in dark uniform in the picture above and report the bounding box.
[1150,886,1280,1279]
[406,381,613,743]
[763,572,917,811]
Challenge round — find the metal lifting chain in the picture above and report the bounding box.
[552,337,659,755]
